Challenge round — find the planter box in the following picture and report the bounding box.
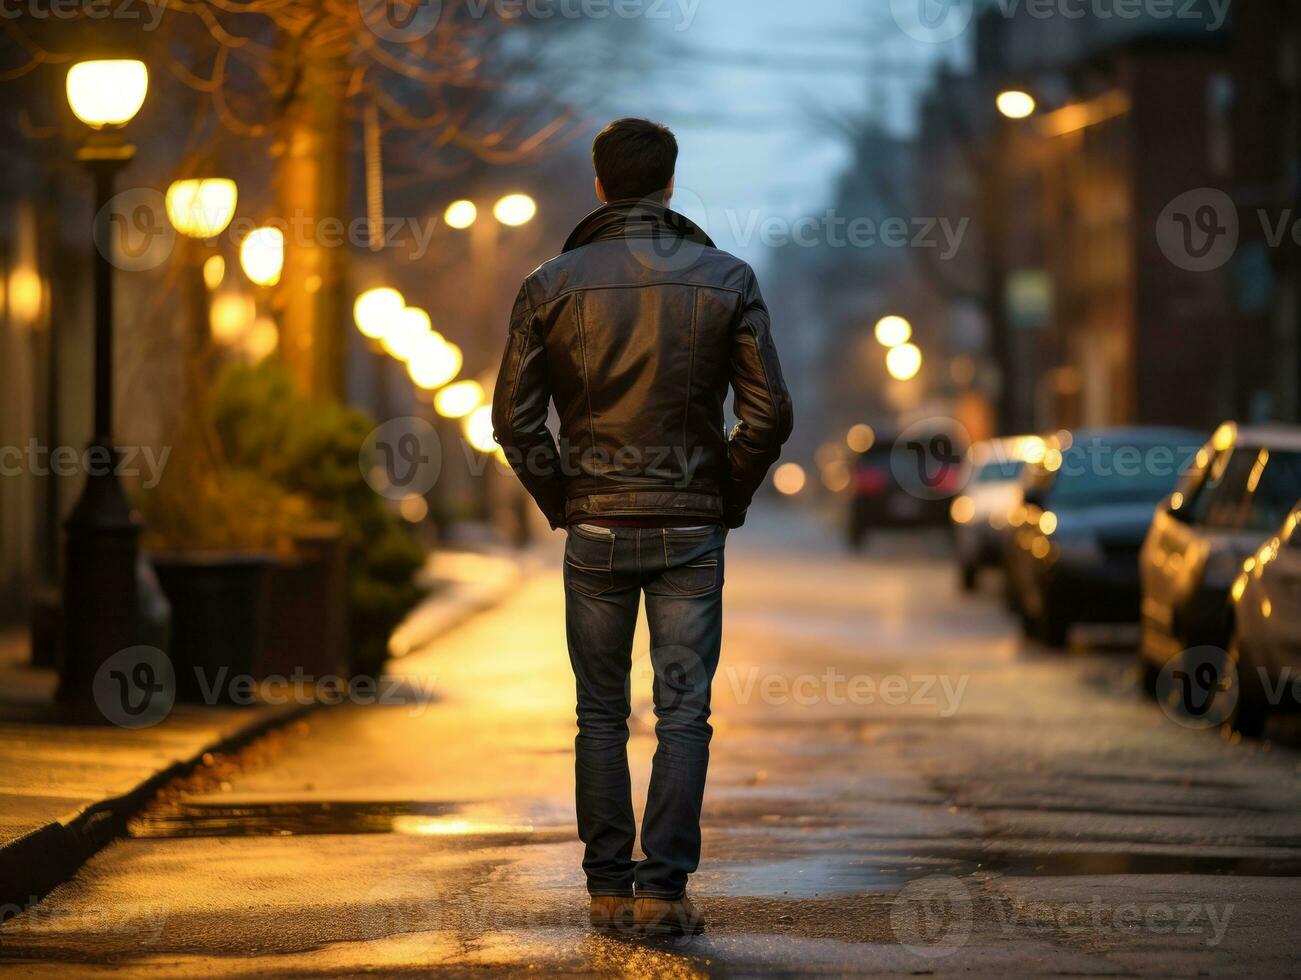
[263,522,348,683]
[150,552,275,704]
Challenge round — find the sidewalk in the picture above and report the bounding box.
[0,630,313,913]
[0,545,536,915]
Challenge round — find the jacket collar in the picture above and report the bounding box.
[562,200,715,253]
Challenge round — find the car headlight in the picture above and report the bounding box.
[1053,535,1102,564]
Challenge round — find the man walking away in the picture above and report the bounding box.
[492,118,793,935]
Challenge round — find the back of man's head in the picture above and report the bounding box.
[592,118,678,203]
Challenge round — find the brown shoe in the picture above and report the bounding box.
[634,894,704,936]
[589,895,635,931]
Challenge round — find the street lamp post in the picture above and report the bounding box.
[59,59,149,698]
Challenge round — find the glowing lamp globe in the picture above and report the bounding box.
[493,193,537,227]
[66,59,149,129]
[444,200,478,230]
[239,226,284,286]
[165,178,238,239]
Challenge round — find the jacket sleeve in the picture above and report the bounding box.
[492,282,566,529]
[723,267,795,528]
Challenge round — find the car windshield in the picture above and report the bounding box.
[1203,448,1301,532]
[974,459,1024,483]
[1047,439,1196,506]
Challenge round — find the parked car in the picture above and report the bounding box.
[1140,423,1301,691]
[950,436,1033,591]
[1006,427,1201,646]
[847,427,963,550]
[1227,503,1301,735]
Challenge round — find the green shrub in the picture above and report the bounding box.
[203,361,425,675]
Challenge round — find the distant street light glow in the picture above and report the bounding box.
[951,495,976,525]
[773,462,806,496]
[66,60,149,129]
[243,316,279,361]
[384,306,432,361]
[209,292,256,346]
[408,338,462,390]
[493,193,537,227]
[353,287,405,340]
[997,90,1037,119]
[444,200,478,230]
[434,379,484,418]
[202,255,225,290]
[846,423,875,454]
[874,315,912,347]
[885,342,923,381]
[464,405,497,452]
[821,460,851,493]
[399,494,429,523]
[239,226,284,286]
[165,178,238,239]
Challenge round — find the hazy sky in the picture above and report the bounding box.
[589,0,960,267]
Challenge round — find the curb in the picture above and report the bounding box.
[0,553,536,916]
[0,700,316,914]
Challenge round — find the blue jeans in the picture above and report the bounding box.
[562,523,725,899]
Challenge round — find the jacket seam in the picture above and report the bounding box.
[532,281,743,310]
[565,487,723,500]
[739,326,780,428]
[574,294,597,449]
[505,316,531,443]
[683,287,698,452]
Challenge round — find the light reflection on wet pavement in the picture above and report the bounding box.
[3,518,1300,975]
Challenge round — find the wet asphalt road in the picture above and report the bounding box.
[3,513,1301,976]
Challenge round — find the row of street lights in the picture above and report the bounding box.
[56,55,532,693]
[874,314,923,381]
[353,191,538,459]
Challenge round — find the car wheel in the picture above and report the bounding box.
[1228,638,1269,738]
[1035,597,1070,648]
[959,564,978,593]
[1140,659,1160,698]
[848,524,867,553]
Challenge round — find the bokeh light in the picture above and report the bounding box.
[239,226,284,286]
[885,342,922,381]
[773,462,806,495]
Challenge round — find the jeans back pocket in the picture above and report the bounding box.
[565,526,615,598]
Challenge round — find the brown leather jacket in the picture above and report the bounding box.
[492,201,794,529]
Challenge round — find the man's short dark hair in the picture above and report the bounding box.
[592,118,678,202]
